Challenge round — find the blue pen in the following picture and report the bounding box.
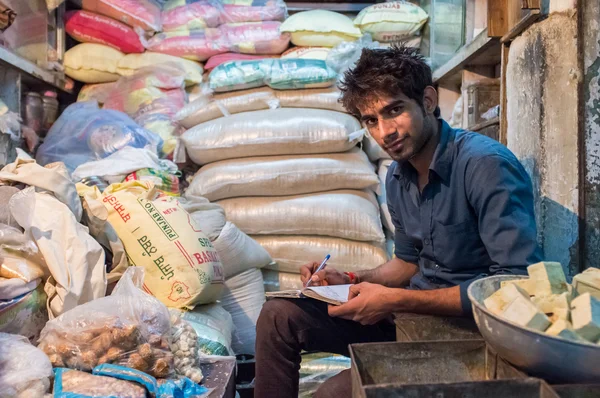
[305,254,331,287]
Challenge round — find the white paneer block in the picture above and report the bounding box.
[573,268,600,300]
[484,284,530,315]
[527,262,568,296]
[571,293,600,342]
[500,279,536,296]
[532,292,571,322]
[545,319,585,342]
[502,295,552,331]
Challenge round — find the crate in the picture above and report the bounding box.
[349,339,526,398]
[393,313,481,342]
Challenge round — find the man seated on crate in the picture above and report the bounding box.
[254,44,542,398]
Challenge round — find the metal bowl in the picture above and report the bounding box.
[468,275,600,384]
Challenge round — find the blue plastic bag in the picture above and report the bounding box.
[36,101,163,173]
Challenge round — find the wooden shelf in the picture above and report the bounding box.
[469,116,500,132]
[0,46,72,94]
[432,28,501,85]
[501,10,541,43]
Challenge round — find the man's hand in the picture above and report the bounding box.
[300,261,350,286]
[327,282,400,325]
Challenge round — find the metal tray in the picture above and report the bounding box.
[349,339,525,398]
[362,378,559,398]
[393,313,481,342]
[468,275,600,384]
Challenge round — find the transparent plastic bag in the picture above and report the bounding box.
[326,34,380,76]
[36,101,163,172]
[181,303,235,356]
[38,267,174,378]
[169,310,204,383]
[0,222,47,284]
[0,332,53,398]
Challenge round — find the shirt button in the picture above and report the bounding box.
[424,238,431,245]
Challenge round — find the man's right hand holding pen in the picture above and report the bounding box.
[299,261,356,287]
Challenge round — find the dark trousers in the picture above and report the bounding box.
[254,298,396,398]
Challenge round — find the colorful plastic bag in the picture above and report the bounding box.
[80,0,162,32]
[220,21,290,55]
[65,10,144,54]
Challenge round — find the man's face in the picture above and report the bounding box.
[358,92,432,163]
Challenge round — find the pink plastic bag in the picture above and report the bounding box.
[205,53,279,71]
[80,0,162,32]
[145,29,229,61]
[221,0,287,24]
[222,22,290,55]
[162,0,222,31]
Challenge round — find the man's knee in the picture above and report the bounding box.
[257,299,303,337]
[313,369,352,398]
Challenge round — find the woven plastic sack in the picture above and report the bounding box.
[64,43,124,83]
[91,181,225,308]
[221,22,290,55]
[79,0,162,32]
[209,58,337,92]
[176,86,346,128]
[354,2,428,42]
[281,10,362,47]
[205,53,279,71]
[77,82,117,104]
[212,222,272,278]
[220,268,265,355]
[261,269,302,292]
[217,190,385,242]
[117,52,204,86]
[38,267,174,378]
[162,0,287,32]
[257,235,388,274]
[179,193,227,241]
[187,148,378,201]
[65,10,144,54]
[377,159,394,232]
[282,46,331,60]
[0,332,52,397]
[181,108,363,165]
[181,303,234,356]
[36,101,162,172]
[145,29,229,62]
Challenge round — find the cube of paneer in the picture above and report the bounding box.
[484,284,530,315]
[571,293,600,342]
[500,279,536,296]
[502,295,551,331]
[532,292,570,322]
[573,268,600,300]
[527,262,568,296]
[545,319,585,342]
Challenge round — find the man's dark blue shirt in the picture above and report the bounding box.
[386,119,543,314]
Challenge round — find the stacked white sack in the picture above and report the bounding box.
[180,90,388,292]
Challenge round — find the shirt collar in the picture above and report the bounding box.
[393,119,455,184]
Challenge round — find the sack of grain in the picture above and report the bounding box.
[261,269,303,292]
[212,222,272,278]
[181,108,363,165]
[218,190,384,242]
[281,46,331,60]
[187,148,378,201]
[255,235,388,274]
[178,193,227,241]
[93,181,225,309]
[362,129,391,162]
[80,0,162,32]
[354,2,428,42]
[64,43,124,83]
[117,52,204,86]
[377,159,394,232]
[176,86,346,128]
[281,10,362,47]
[220,268,265,355]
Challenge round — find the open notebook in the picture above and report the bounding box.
[265,284,352,306]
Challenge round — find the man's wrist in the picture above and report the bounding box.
[344,272,358,284]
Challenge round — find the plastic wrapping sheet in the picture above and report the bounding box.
[217,190,385,243]
[182,303,235,356]
[181,108,363,165]
[298,353,351,398]
[256,235,388,274]
[377,159,394,233]
[209,58,336,92]
[220,268,265,355]
[187,148,378,201]
[261,269,303,292]
[162,0,287,31]
[176,86,346,128]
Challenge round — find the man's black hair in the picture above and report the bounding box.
[339,44,441,118]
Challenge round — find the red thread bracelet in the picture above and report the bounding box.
[344,272,357,284]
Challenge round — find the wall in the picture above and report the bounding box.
[582,0,600,269]
[506,12,580,275]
